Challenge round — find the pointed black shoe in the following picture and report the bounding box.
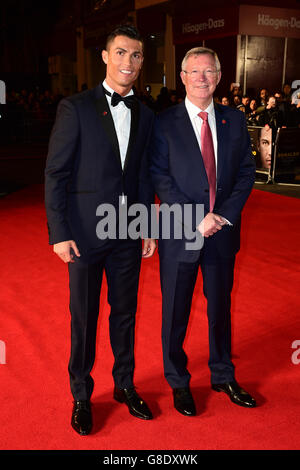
[71,400,93,435]
[173,387,196,416]
[212,381,256,408]
[113,386,153,420]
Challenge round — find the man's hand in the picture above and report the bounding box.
[142,238,156,258]
[197,213,227,238]
[53,240,80,263]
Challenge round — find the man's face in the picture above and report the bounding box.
[260,89,267,99]
[102,35,143,95]
[258,126,272,169]
[222,96,229,105]
[180,53,221,109]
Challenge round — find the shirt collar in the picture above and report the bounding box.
[185,96,215,119]
[102,80,133,98]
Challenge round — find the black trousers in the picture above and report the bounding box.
[68,239,142,400]
[160,247,236,389]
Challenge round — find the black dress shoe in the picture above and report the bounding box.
[113,386,153,420]
[173,387,196,416]
[212,381,256,408]
[71,400,92,435]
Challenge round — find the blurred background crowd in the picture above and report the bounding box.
[2,80,300,145]
[138,81,300,128]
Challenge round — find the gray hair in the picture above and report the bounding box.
[181,47,221,72]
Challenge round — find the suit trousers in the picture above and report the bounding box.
[160,244,236,389]
[68,239,142,400]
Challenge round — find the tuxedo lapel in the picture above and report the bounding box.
[93,86,140,173]
[93,87,122,170]
[123,99,140,173]
[214,103,229,183]
[174,102,199,150]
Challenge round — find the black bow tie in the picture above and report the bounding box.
[103,87,136,109]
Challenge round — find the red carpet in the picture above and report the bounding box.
[0,184,300,450]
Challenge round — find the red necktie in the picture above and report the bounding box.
[198,111,216,212]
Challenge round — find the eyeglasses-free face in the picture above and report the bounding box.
[102,35,144,96]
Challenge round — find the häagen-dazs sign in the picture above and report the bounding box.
[239,5,300,38]
[182,18,225,35]
[258,14,299,30]
[173,5,300,44]
[173,7,239,43]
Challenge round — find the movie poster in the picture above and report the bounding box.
[248,126,272,176]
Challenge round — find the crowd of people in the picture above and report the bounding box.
[2,88,71,143]
[221,83,300,129]
[139,82,300,129]
[2,81,300,144]
[5,87,69,118]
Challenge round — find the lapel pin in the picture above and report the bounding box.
[103,111,108,116]
[222,119,226,124]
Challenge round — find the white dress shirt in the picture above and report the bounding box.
[185,97,218,170]
[185,97,232,224]
[102,80,132,169]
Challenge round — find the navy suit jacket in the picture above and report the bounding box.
[45,85,155,253]
[149,101,256,262]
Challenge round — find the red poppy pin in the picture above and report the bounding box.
[103,111,108,116]
[222,119,226,124]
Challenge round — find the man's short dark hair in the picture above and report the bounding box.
[106,24,143,50]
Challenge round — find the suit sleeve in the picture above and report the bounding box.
[138,112,155,206]
[137,111,156,239]
[44,98,79,244]
[217,113,256,225]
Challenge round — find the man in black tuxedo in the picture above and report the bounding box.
[150,47,256,416]
[45,25,156,435]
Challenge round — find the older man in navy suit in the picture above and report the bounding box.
[45,25,156,435]
[150,47,256,416]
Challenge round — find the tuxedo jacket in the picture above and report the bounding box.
[45,85,155,253]
[149,101,256,262]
